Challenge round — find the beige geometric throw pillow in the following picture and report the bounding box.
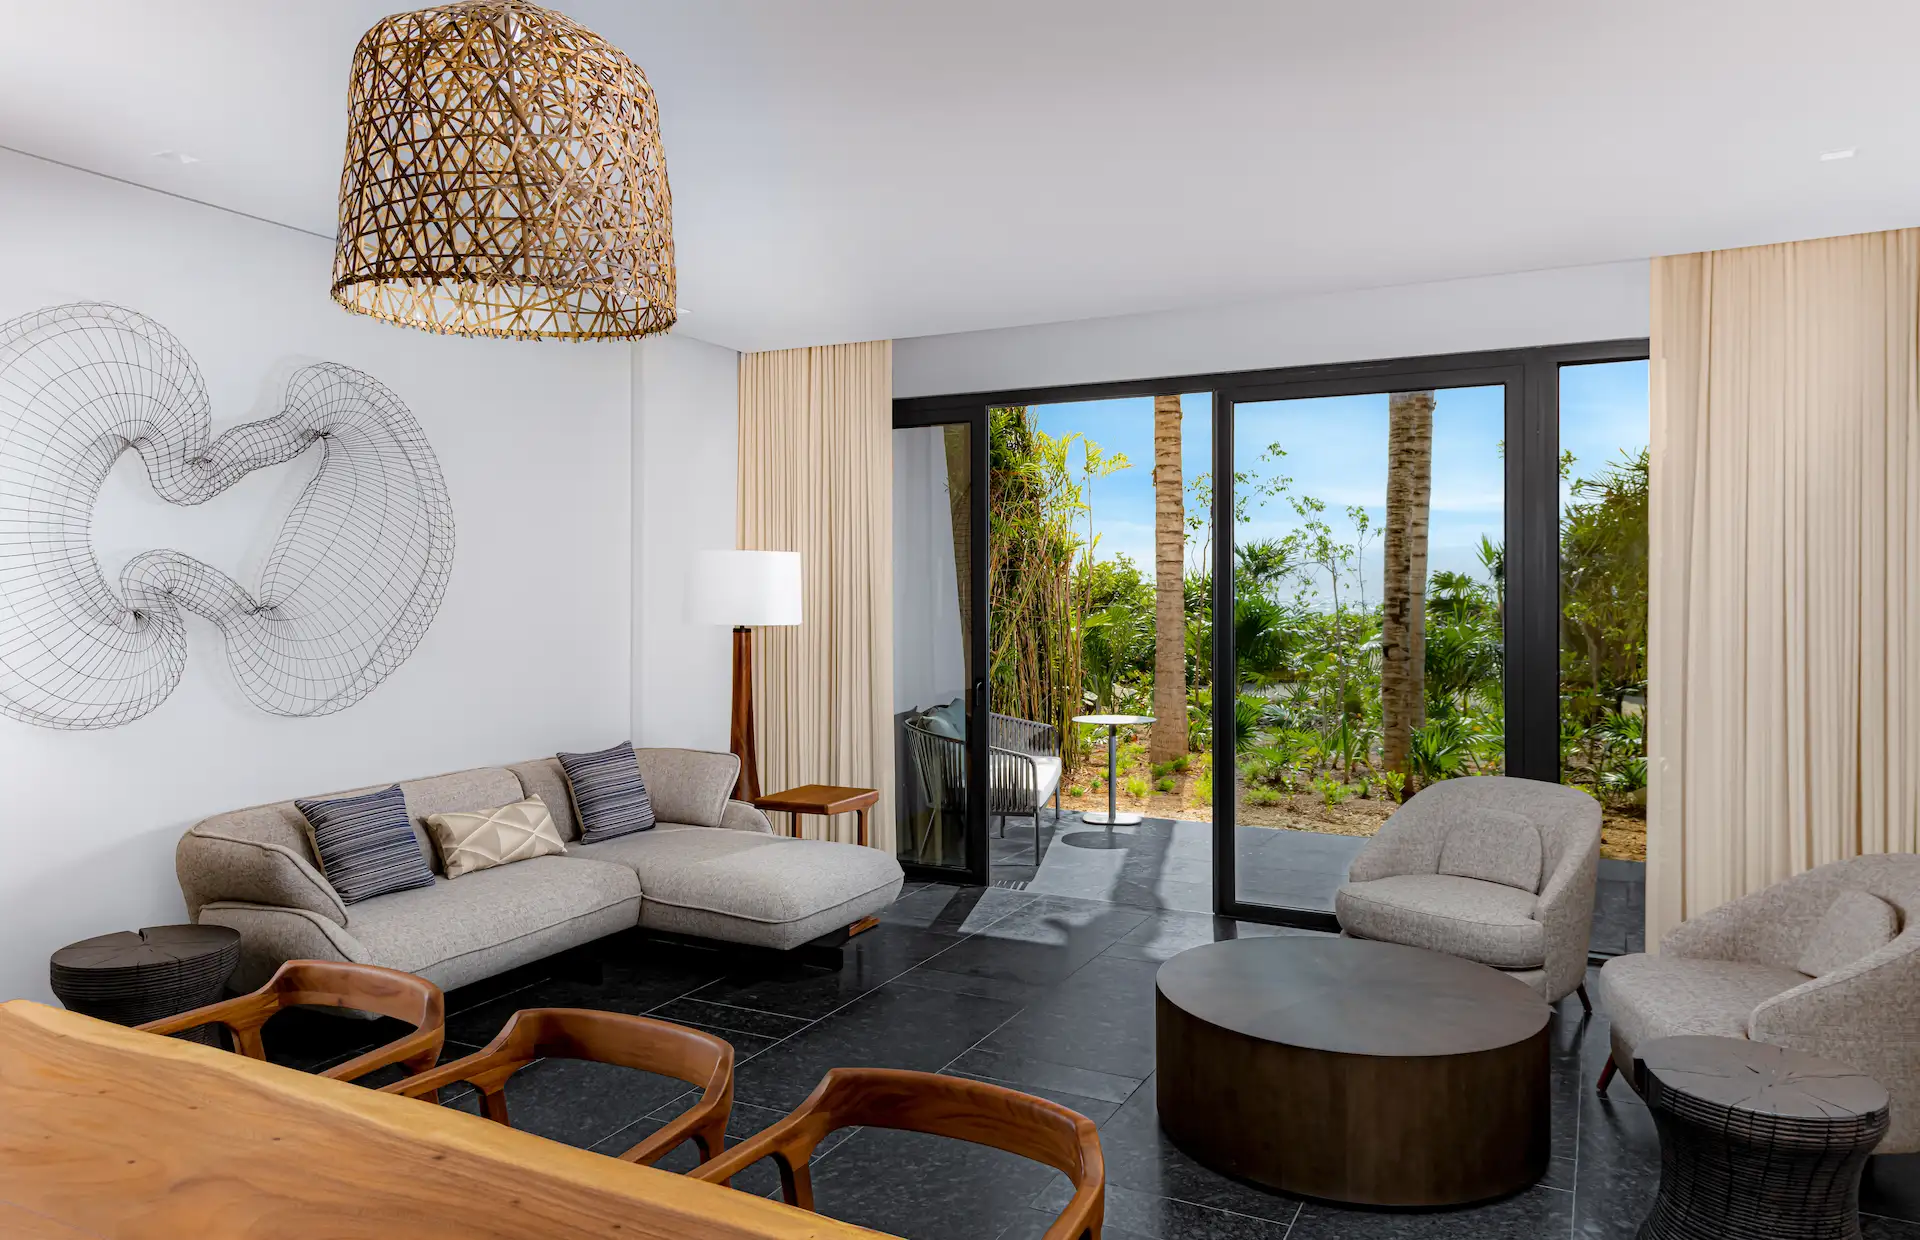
[425,795,566,879]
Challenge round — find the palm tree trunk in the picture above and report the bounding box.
[1381,401,1415,785]
[1402,393,1435,730]
[1381,391,1435,790]
[1151,394,1187,763]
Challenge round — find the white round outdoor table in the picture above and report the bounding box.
[1073,714,1155,829]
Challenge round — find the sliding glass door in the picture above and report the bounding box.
[1219,382,1507,916]
[892,339,1648,924]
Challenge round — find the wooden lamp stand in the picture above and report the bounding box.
[692,549,800,806]
[730,625,760,802]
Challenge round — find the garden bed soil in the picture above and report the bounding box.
[1059,756,1648,861]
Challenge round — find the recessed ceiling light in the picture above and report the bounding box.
[151,150,201,165]
[1820,148,1857,162]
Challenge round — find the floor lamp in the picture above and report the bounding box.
[690,550,803,802]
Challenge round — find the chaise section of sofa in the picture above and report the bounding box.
[177,748,904,992]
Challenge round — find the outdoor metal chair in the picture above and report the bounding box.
[904,711,1063,864]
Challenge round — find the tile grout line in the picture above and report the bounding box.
[657,893,1046,1082]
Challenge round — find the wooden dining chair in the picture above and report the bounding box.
[689,1067,1105,1240]
[139,959,445,1084]
[382,1007,736,1168]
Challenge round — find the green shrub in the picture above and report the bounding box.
[1380,770,1407,803]
[1149,761,1175,780]
[1155,776,1176,793]
[1314,775,1351,807]
[1246,787,1282,807]
[1171,756,1191,774]
[1124,775,1149,798]
[1193,770,1213,800]
[1066,785,1086,798]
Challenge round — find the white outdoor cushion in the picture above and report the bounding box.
[1033,755,1064,803]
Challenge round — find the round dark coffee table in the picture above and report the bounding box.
[1635,1035,1889,1240]
[1155,936,1551,1207]
[49,924,240,1046]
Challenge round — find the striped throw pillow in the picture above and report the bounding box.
[295,784,435,905]
[558,742,657,843]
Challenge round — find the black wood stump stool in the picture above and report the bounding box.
[49,925,241,1046]
[1636,1035,1889,1240]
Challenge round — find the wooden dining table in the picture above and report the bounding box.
[0,999,886,1239]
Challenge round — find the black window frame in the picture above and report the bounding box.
[893,337,1649,922]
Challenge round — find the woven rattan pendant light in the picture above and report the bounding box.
[331,1,674,341]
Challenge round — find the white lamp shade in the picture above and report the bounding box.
[688,550,803,626]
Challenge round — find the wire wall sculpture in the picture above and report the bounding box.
[0,303,455,729]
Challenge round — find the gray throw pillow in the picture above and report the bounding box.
[295,784,435,905]
[1797,889,1899,977]
[558,742,657,843]
[924,697,967,740]
[1437,811,1544,894]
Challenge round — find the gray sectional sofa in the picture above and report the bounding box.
[176,748,905,992]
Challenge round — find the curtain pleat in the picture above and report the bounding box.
[737,341,894,850]
[1649,229,1920,946]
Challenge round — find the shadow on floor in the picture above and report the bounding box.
[992,813,1646,953]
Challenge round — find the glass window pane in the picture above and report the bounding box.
[894,423,973,869]
[1230,386,1506,912]
[1558,360,1649,866]
[985,397,1211,895]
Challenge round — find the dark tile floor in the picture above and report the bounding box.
[266,879,1910,1239]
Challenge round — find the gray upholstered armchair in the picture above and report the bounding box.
[1595,854,1920,1152]
[903,709,1063,864]
[1335,775,1602,1006]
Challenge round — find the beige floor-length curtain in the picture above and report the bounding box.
[1649,228,1920,946]
[738,341,894,849]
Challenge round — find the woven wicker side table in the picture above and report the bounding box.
[1635,1035,1889,1240]
[49,925,240,1046]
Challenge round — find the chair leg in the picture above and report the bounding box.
[1596,1057,1617,1095]
[1033,808,1044,865]
[1576,982,1592,1014]
[996,814,1005,838]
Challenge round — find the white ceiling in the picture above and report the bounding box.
[2,0,1917,352]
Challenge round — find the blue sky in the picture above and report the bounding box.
[1031,359,1647,607]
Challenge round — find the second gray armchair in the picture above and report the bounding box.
[1335,775,1603,1006]
[1595,853,1920,1152]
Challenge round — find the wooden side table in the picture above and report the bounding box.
[752,784,883,938]
[752,784,880,847]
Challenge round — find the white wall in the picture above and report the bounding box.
[0,151,634,1003]
[631,332,739,750]
[892,426,966,714]
[893,260,1650,397]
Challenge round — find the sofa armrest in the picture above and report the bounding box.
[633,748,740,827]
[177,828,347,926]
[196,902,368,993]
[720,799,775,834]
[1751,932,1920,1151]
